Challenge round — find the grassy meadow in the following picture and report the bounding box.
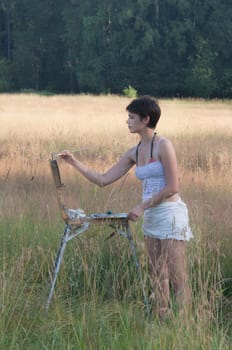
[0,94,232,349]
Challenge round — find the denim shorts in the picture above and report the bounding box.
[143,199,193,241]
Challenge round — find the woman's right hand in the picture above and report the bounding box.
[59,150,76,166]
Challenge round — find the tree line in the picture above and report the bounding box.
[0,0,231,98]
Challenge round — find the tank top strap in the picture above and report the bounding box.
[135,141,141,165]
[150,133,156,159]
[136,133,157,164]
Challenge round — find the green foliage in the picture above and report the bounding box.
[122,85,137,98]
[185,37,218,98]
[0,59,10,91]
[0,0,231,97]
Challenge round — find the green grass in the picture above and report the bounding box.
[0,214,231,349]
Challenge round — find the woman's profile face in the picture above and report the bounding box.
[127,113,149,133]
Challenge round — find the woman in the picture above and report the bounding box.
[59,95,193,318]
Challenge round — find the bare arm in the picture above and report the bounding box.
[59,149,135,187]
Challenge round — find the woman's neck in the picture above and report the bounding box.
[139,129,156,144]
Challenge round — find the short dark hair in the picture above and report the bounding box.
[126,95,161,129]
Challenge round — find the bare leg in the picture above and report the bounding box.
[144,236,170,316]
[164,239,191,312]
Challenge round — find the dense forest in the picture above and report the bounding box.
[0,0,231,98]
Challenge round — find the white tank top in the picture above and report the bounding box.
[135,138,166,200]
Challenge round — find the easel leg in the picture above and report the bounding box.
[46,225,71,310]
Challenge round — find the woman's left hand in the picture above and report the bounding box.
[128,204,144,221]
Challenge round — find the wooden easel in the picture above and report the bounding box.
[46,157,149,314]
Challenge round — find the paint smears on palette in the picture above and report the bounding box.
[90,212,128,219]
[65,208,128,220]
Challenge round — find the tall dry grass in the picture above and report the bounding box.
[0,94,231,349]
